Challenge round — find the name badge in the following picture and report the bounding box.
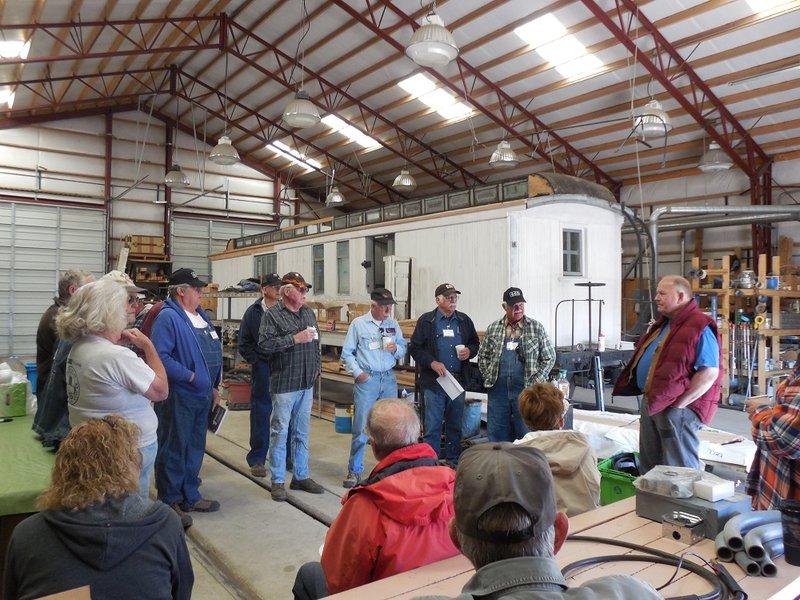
[209,330,219,340]
[368,341,381,351]
[506,341,518,351]
[443,329,455,338]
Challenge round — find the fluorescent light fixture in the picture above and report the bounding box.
[266,140,321,170]
[0,88,15,109]
[0,40,30,59]
[514,14,564,47]
[321,114,380,150]
[406,11,458,68]
[397,73,472,121]
[515,15,603,79]
[746,0,786,11]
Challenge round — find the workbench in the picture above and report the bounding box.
[327,496,800,599]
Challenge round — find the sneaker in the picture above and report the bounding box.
[271,482,287,502]
[186,498,220,513]
[290,477,324,494]
[250,464,267,478]
[342,471,361,489]
[169,503,193,529]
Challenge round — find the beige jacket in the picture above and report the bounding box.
[514,430,601,517]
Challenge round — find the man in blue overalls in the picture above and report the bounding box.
[410,283,480,466]
[478,287,555,442]
[341,288,408,487]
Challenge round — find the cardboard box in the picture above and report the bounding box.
[0,382,28,417]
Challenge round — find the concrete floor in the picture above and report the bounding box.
[182,381,756,600]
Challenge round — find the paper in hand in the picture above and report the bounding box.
[436,371,464,400]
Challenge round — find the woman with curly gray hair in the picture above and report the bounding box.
[56,278,169,499]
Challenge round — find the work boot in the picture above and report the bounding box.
[169,503,193,529]
[185,498,220,512]
[290,477,324,494]
[271,482,287,502]
[342,471,361,489]
[250,464,267,478]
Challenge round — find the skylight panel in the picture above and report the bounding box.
[0,40,30,59]
[746,0,786,11]
[0,89,15,109]
[321,114,380,150]
[266,140,321,170]
[397,73,472,121]
[514,14,603,79]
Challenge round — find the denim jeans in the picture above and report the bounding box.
[422,387,465,464]
[639,400,702,474]
[269,387,313,483]
[487,346,528,442]
[138,440,158,499]
[247,359,272,467]
[349,371,397,474]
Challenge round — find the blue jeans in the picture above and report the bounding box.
[349,371,397,474]
[154,389,209,507]
[487,346,528,442]
[639,400,702,474]
[422,387,465,464]
[138,440,158,499]
[247,360,272,466]
[269,387,313,483]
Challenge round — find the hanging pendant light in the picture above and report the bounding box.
[698,141,733,172]
[325,185,346,207]
[164,164,190,189]
[209,52,240,166]
[406,10,459,68]
[209,136,240,166]
[489,140,519,170]
[283,89,321,129]
[633,99,672,139]
[392,168,417,193]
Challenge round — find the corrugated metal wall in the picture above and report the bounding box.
[0,202,106,356]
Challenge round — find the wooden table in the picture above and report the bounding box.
[328,497,800,599]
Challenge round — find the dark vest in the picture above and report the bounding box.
[613,300,722,424]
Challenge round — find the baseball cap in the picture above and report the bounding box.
[454,443,556,543]
[251,273,282,287]
[435,283,460,297]
[370,288,397,306]
[503,287,526,304]
[169,268,207,288]
[282,271,311,289]
[101,270,145,293]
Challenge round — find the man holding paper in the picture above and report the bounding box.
[410,283,480,466]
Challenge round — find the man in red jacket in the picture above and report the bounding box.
[292,398,458,599]
[613,275,722,473]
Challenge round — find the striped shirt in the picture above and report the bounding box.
[746,369,800,510]
[258,301,320,394]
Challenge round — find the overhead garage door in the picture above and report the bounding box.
[0,202,106,356]
[171,218,267,283]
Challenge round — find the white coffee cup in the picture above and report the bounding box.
[307,326,318,340]
[382,336,393,349]
[455,344,466,356]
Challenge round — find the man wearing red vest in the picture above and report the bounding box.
[614,275,722,473]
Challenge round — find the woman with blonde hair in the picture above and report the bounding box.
[3,415,193,599]
[56,278,169,499]
[515,383,600,516]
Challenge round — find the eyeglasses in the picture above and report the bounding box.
[294,287,309,295]
[126,296,138,305]
[441,295,458,302]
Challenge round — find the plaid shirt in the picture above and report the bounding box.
[746,368,800,510]
[258,301,320,394]
[477,315,555,388]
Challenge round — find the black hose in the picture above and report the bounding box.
[565,535,729,600]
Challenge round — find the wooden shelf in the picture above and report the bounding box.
[759,329,800,337]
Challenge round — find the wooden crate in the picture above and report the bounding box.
[125,235,165,256]
[200,284,219,314]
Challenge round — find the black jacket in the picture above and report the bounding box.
[409,308,480,391]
